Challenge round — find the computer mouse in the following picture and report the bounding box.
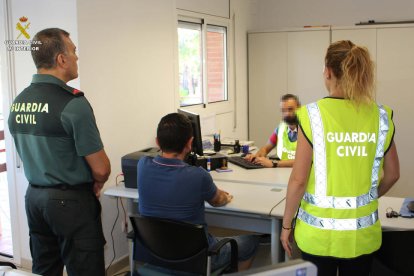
[407,201,414,212]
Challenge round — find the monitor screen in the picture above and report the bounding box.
[177,109,204,157]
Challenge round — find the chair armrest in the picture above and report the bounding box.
[208,238,238,272]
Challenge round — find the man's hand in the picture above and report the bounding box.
[224,191,234,204]
[244,153,256,162]
[208,189,233,207]
[252,157,273,168]
[93,182,105,198]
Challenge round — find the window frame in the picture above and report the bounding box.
[175,11,234,117]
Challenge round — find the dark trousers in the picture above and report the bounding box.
[302,251,374,276]
[25,185,106,276]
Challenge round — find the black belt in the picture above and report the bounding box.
[30,182,93,191]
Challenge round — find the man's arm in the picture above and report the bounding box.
[252,157,294,168]
[256,144,275,157]
[207,188,233,207]
[245,144,274,161]
[85,149,111,197]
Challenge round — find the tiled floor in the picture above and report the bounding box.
[0,171,13,256]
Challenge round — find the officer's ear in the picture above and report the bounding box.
[56,52,68,69]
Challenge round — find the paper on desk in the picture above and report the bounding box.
[399,197,414,218]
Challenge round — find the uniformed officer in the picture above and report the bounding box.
[8,28,111,276]
[280,40,400,276]
[245,94,300,168]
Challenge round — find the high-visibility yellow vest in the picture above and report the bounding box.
[295,98,394,258]
[276,122,297,160]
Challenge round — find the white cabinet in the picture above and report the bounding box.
[248,32,288,145]
[287,30,330,104]
[331,28,377,61]
[376,27,414,197]
[248,29,329,145]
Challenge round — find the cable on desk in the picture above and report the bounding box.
[268,198,286,216]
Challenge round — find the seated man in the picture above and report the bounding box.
[246,93,300,168]
[138,113,259,271]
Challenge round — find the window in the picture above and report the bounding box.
[178,19,228,107]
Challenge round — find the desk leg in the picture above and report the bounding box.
[271,217,281,264]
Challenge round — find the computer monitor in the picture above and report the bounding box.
[177,109,204,157]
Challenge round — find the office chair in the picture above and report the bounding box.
[129,214,238,276]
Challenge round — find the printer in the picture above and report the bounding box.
[121,148,161,188]
[121,148,227,189]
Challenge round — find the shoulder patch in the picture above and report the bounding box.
[72,88,84,97]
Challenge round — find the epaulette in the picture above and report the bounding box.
[61,81,84,97]
[72,88,84,97]
[62,83,84,97]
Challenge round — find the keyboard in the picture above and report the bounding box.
[227,156,264,169]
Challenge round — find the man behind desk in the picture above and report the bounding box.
[138,113,259,271]
[246,94,300,168]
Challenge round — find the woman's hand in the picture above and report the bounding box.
[280,227,294,258]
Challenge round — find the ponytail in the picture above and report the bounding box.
[325,40,375,105]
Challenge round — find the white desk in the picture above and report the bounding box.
[0,268,40,276]
[210,164,292,187]
[378,196,414,231]
[104,181,287,264]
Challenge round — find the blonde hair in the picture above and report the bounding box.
[325,40,375,105]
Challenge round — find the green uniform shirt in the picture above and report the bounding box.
[8,74,103,186]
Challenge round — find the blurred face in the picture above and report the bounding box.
[280,98,299,126]
[61,36,78,81]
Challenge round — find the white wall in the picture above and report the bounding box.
[77,0,177,264]
[77,0,251,265]
[230,0,250,141]
[177,0,230,18]
[248,0,414,30]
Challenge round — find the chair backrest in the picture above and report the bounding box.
[130,214,210,275]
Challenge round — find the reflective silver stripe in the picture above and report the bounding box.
[303,187,378,209]
[276,122,286,159]
[371,105,389,197]
[304,103,389,209]
[307,103,327,196]
[297,208,379,230]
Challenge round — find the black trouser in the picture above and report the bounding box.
[302,251,374,276]
[25,184,106,276]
